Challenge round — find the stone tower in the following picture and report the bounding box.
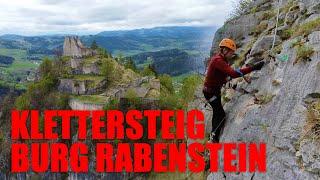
[63,36,95,57]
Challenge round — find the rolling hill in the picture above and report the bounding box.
[0,26,216,92]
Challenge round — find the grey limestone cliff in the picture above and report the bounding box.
[190,0,320,179]
[63,36,95,57]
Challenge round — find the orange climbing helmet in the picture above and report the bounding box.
[219,38,236,51]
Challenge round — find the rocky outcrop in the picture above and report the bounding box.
[250,35,281,56]
[58,36,160,112]
[109,76,160,99]
[69,98,104,110]
[58,79,86,94]
[82,63,100,74]
[63,36,95,57]
[70,57,101,75]
[70,57,83,69]
[210,11,264,56]
[197,0,320,179]
[58,78,107,95]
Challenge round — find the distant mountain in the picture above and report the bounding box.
[0,26,215,87]
[0,35,64,58]
[0,26,216,58]
[130,48,203,76]
[97,26,213,38]
[85,26,216,56]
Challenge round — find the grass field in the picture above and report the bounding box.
[0,48,39,72]
[6,60,38,72]
[0,48,27,60]
[0,48,39,89]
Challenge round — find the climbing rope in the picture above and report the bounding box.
[211,117,226,136]
[269,0,291,63]
[271,0,282,51]
[264,0,290,82]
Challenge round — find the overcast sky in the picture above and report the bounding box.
[0,0,235,36]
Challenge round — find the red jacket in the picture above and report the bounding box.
[204,53,253,94]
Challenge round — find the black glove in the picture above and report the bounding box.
[251,61,265,71]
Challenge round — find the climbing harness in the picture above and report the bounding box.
[208,95,217,103]
[204,94,217,108]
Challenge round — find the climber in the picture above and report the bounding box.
[203,38,265,142]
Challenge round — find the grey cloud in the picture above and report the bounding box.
[0,0,234,35]
[17,7,56,17]
[41,19,81,26]
[39,0,70,5]
[85,6,128,22]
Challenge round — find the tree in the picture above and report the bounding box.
[179,74,201,103]
[1,93,18,123]
[101,59,116,83]
[116,53,125,64]
[104,97,119,110]
[229,0,253,20]
[14,75,63,110]
[159,74,174,94]
[39,57,53,78]
[97,47,109,58]
[141,64,157,77]
[124,58,137,72]
[15,94,31,110]
[91,40,98,50]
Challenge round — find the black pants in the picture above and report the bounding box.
[203,91,226,141]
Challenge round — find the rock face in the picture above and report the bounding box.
[58,36,160,113]
[82,63,100,74]
[196,0,320,179]
[250,35,281,56]
[70,57,101,75]
[210,12,261,56]
[63,36,95,57]
[69,98,104,110]
[58,78,107,95]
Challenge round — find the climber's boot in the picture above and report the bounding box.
[205,132,219,169]
[208,132,219,143]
